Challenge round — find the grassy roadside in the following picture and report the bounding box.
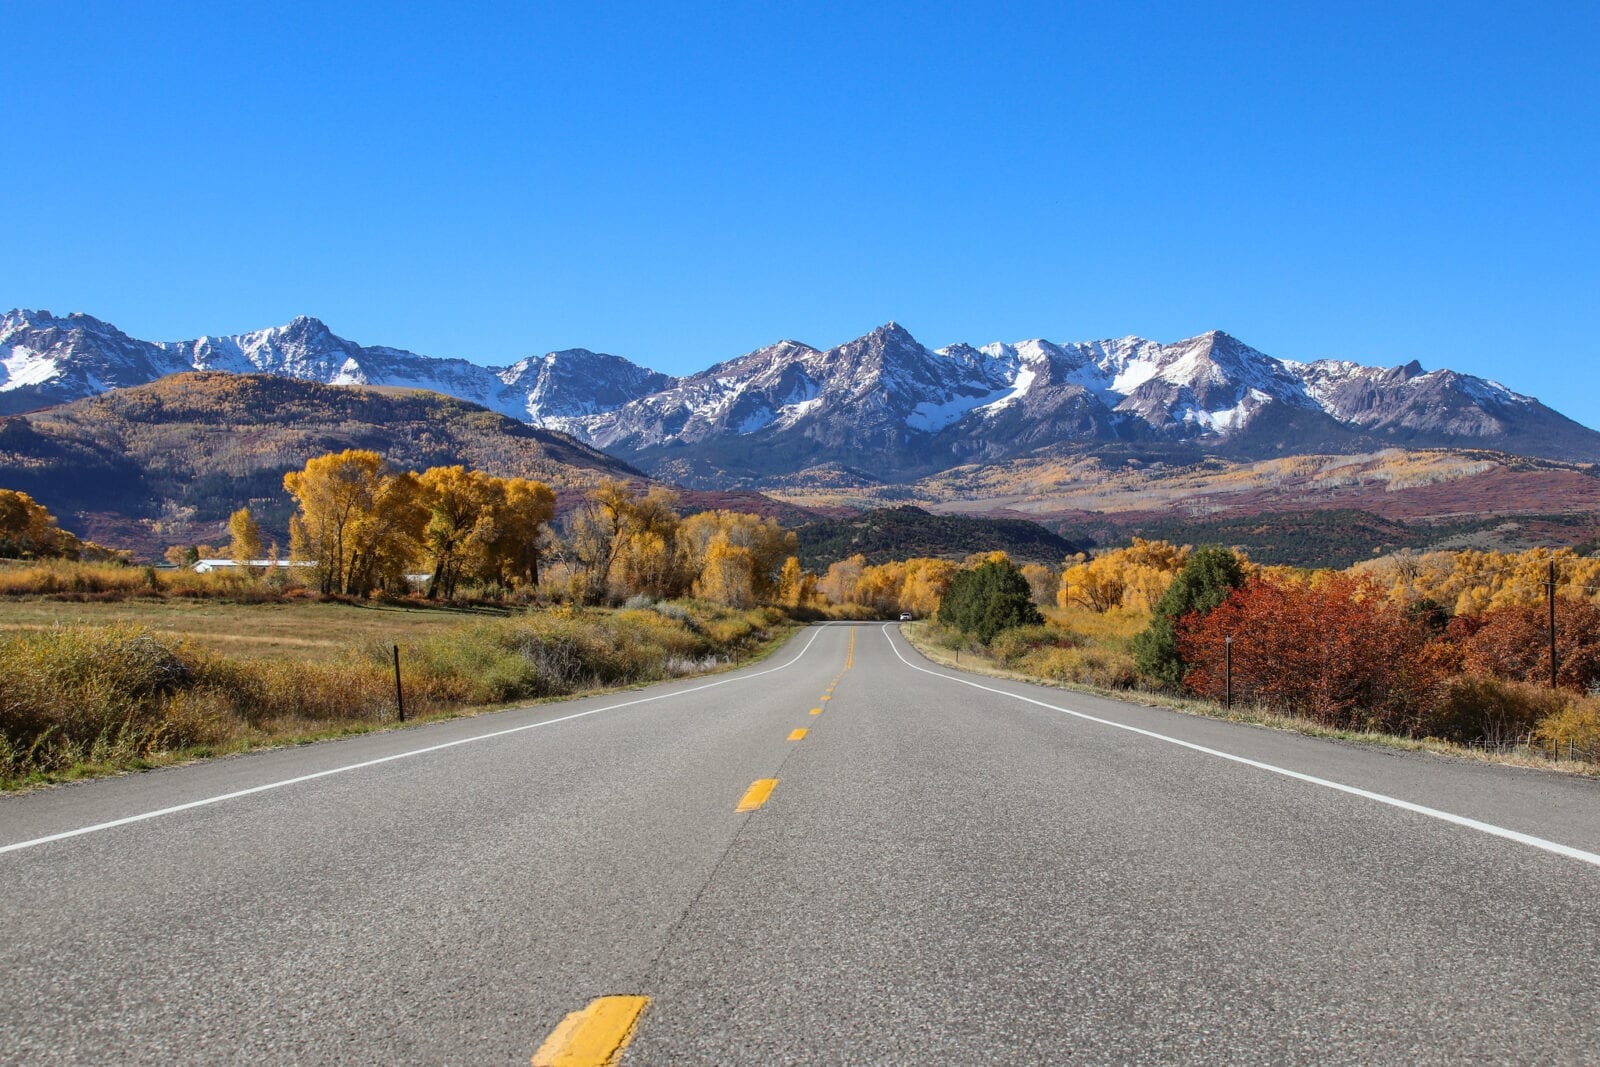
[898,622,1600,779]
[0,601,798,793]
[0,596,495,660]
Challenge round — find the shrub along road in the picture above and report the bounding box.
[3,623,1600,1063]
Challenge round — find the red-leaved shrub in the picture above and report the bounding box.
[1177,574,1438,732]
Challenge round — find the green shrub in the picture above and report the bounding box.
[938,560,1043,643]
[1133,546,1244,688]
[989,624,1082,667]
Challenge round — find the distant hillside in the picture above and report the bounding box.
[0,373,641,556]
[1126,508,1600,569]
[796,505,1079,569]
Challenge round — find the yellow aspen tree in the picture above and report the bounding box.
[227,507,263,567]
[777,555,804,607]
[284,450,425,596]
[490,477,556,589]
[695,529,755,606]
[418,466,499,599]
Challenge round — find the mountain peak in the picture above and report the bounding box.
[279,315,334,338]
[868,321,915,341]
[5,308,113,333]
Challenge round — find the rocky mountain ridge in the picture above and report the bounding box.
[5,309,1596,484]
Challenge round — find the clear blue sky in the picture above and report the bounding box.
[6,2,1598,426]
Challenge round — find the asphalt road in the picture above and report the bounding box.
[4,622,1600,1064]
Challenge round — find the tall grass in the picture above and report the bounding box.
[0,601,785,787]
[0,559,308,600]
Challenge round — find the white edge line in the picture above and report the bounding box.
[883,625,1600,871]
[0,626,830,857]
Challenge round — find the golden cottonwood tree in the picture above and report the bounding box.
[490,477,556,589]
[0,490,82,560]
[616,488,682,598]
[694,529,756,606]
[284,450,424,596]
[1058,539,1188,613]
[898,557,960,617]
[819,554,867,606]
[227,507,263,566]
[418,466,500,599]
[677,510,796,605]
[564,480,641,603]
[776,556,805,607]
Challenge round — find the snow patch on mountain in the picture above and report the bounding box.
[4,308,1591,471]
[0,347,60,390]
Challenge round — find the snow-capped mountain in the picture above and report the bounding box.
[4,308,1596,486]
[500,348,673,423]
[0,309,666,425]
[558,324,1598,482]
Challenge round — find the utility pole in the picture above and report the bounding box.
[1225,634,1232,711]
[1548,558,1558,691]
[394,644,406,722]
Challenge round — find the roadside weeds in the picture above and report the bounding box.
[899,622,1600,780]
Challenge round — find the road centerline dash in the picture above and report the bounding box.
[531,995,650,1067]
[736,779,778,812]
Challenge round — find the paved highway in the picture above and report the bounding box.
[4,622,1600,1063]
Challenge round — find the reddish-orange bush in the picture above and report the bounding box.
[1454,600,1600,693]
[1177,573,1437,732]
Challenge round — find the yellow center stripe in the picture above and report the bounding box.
[736,778,778,812]
[810,707,822,715]
[788,728,808,741]
[531,995,650,1067]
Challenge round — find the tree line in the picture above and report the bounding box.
[270,449,802,607]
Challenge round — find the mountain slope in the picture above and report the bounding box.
[571,325,1600,483]
[0,372,641,556]
[6,309,1597,483]
[795,505,1080,569]
[0,309,669,425]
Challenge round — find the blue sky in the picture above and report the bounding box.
[6,2,1598,426]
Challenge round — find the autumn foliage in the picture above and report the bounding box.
[0,490,85,560]
[1177,573,1436,731]
[1452,600,1600,692]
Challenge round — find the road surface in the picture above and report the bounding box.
[3,622,1600,1063]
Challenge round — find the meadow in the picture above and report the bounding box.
[0,591,789,790]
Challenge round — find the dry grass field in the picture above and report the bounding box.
[0,597,498,661]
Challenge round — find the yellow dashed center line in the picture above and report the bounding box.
[532,995,650,1067]
[787,728,808,741]
[809,707,822,715]
[736,778,778,812]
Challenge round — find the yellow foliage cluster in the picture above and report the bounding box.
[818,554,960,616]
[559,482,800,608]
[1057,538,1188,613]
[1355,547,1600,615]
[0,490,85,561]
[284,450,556,598]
